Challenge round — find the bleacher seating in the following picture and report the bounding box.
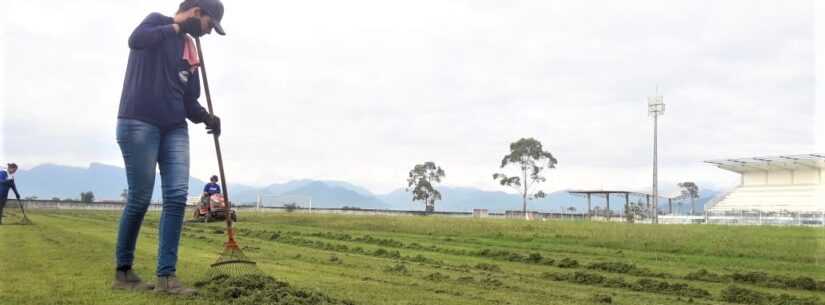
[709,184,825,212]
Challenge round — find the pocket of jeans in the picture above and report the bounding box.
[117,119,155,145]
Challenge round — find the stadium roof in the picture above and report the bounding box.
[705,153,825,173]
[567,190,680,200]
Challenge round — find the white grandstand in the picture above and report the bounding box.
[705,154,825,226]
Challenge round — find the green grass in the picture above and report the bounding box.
[1,210,824,305]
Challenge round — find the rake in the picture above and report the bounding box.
[4,199,32,225]
[195,37,258,276]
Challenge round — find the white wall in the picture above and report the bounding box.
[767,170,792,185]
[793,169,821,185]
[741,169,822,186]
[743,171,767,186]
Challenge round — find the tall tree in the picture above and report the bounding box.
[678,182,700,215]
[493,138,558,219]
[80,191,95,203]
[406,162,445,213]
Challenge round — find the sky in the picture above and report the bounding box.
[0,0,821,195]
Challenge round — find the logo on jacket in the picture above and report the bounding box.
[178,70,190,83]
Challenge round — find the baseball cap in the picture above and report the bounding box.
[179,0,225,35]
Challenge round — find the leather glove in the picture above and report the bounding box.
[179,17,203,37]
[204,114,221,136]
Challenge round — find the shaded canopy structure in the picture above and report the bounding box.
[567,190,680,218]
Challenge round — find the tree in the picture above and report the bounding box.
[51,197,61,201]
[493,138,558,219]
[406,162,445,213]
[283,202,299,212]
[678,182,700,215]
[624,200,647,223]
[80,191,95,203]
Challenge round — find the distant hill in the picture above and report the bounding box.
[380,186,721,214]
[13,163,212,201]
[11,162,719,213]
[379,187,586,213]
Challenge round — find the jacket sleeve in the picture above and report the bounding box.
[128,13,178,50]
[184,70,210,123]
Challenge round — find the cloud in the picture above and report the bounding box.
[1,0,815,194]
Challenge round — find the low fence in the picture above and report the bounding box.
[17,200,825,226]
[20,200,161,211]
[705,210,825,226]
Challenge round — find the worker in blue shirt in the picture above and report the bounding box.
[203,175,221,196]
[0,163,21,225]
[112,0,225,295]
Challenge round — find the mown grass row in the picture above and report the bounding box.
[184,225,825,305]
[23,210,825,305]
[229,226,825,294]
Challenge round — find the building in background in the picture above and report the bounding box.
[705,154,825,226]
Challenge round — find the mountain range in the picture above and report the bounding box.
[9,163,720,213]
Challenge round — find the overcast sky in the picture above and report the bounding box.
[1,1,821,194]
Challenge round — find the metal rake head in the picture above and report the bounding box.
[207,228,259,277]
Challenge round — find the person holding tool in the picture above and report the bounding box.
[112,0,225,295]
[0,163,21,225]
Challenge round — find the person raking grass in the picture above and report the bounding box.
[0,163,21,225]
[112,0,226,295]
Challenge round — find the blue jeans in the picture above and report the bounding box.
[115,119,190,276]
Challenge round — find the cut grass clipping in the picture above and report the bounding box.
[195,274,356,305]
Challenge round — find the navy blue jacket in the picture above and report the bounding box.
[0,170,20,200]
[118,13,209,130]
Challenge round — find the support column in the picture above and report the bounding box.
[587,193,592,220]
[606,193,611,218]
[668,198,672,215]
[646,195,650,213]
[624,193,630,218]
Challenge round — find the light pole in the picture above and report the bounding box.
[648,92,665,224]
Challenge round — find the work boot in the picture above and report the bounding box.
[153,274,197,296]
[112,269,154,291]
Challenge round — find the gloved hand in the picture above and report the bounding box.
[179,17,203,37]
[204,114,221,136]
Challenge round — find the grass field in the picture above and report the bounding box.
[1,210,824,305]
